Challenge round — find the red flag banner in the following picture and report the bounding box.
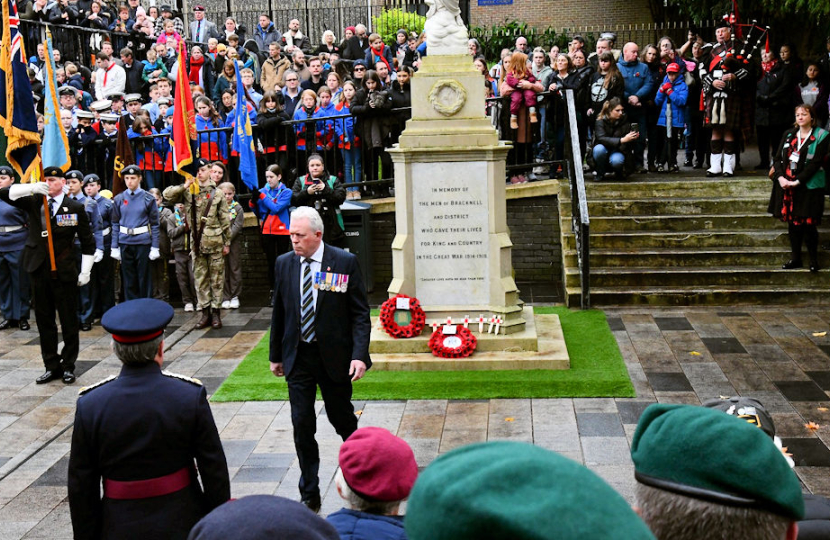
[171,40,197,181]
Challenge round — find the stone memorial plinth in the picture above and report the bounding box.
[387,54,526,335]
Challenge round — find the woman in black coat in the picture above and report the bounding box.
[768,104,830,272]
[387,66,412,145]
[591,97,639,179]
[756,49,796,170]
[351,70,392,187]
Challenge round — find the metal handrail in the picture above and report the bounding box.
[563,89,590,308]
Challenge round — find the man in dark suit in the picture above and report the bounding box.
[270,206,371,513]
[68,298,230,540]
[0,167,95,384]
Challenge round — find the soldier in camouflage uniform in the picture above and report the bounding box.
[163,159,231,329]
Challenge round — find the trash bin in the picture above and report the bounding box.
[340,200,373,292]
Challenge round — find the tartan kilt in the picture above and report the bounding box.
[704,91,743,130]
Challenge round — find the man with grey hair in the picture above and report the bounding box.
[270,207,371,513]
[67,298,230,540]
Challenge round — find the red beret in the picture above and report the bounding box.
[345,26,356,33]
[339,427,417,502]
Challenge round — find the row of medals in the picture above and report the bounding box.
[314,273,349,293]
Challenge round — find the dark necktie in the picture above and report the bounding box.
[300,258,315,342]
[197,21,201,40]
[48,198,56,216]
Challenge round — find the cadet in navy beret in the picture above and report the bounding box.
[121,164,142,177]
[631,403,803,540]
[327,427,417,539]
[188,495,340,540]
[68,298,230,540]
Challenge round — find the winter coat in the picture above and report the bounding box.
[253,23,281,54]
[617,59,655,103]
[351,87,392,149]
[291,174,347,246]
[334,101,359,149]
[769,127,830,221]
[593,114,636,174]
[587,71,625,115]
[654,75,689,128]
[255,109,290,152]
[756,62,796,127]
[260,55,291,92]
[327,508,407,540]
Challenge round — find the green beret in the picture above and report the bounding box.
[405,441,655,540]
[631,404,804,520]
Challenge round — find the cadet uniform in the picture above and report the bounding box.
[111,165,159,300]
[87,175,116,318]
[166,204,197,310]
[69,110,99,173]
[95,114,120,188]
[152,201,173,302]
[66,171,104,330]
[163,168,230,327]
[0,166,31,331]
[68,298,231,540]
[222,198,244,307]
[0,167,95,384]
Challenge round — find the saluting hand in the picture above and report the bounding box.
[349,360,367,382]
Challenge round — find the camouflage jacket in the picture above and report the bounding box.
[163,181,231,255]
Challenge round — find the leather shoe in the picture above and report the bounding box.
[81,322,92,331]
[36,370,62,384]
[211,309,222,329]
[0,319,18,330]
[196,308,211,329]
[782,259,803,270]
[18,319,30,331]
[810,263,820,273]
[63,371,76,384]
[301,493,321,513]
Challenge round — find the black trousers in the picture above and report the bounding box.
[121,243,153,300]
[261,234,291,288]
[92,246,115,319]
[286,342,358,498]
[757,124,787,167]
[31,266,79,372]
[789,222,819,264]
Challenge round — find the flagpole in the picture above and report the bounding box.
[38,158,57,275]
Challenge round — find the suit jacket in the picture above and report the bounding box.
[0,188,94,281]
[270,243,371,383]
[190,19,220,43]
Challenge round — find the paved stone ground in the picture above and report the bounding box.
[1,304,830,539]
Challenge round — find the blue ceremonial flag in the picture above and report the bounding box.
[41,27,70,172]
[231,63,258,192]
[0,0,41,181]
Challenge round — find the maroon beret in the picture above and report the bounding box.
[339,427,417,502]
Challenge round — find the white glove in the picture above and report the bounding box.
[93,249,103,263]
[9,182,49,200]
[110,247,121,261]
[149,247,160,260]
[78,254,94,286]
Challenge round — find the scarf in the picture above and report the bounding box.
[188,55,205,85]
[102,62,115,86]
[370,45,391,73]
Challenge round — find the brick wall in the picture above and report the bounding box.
[234,194,562,298]
[470,0,653,32]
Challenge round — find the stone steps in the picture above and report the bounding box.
[562,246,830,268]
[557,176,830,306]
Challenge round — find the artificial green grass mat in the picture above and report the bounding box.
[210,306,634,401]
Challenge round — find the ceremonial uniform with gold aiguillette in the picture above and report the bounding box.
[68,299,230,540]
[163,178,230,315]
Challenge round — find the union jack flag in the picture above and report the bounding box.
[0,0,41,181]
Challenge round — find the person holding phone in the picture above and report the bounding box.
[592,98,639,180]
[291,154,347,248]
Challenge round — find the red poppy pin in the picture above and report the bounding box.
[123,200,128,205]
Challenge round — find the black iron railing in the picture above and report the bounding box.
[563,88,590,308]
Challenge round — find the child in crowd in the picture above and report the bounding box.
[218,181,244,310]
[148,188,172,302]
[654,62,688,173]
[157,19,183,55]
[142,48,168,85]
[504,51,539,129]
[132,6,155,38]
[316,86,338,173]
[195,96,228,163]
[293,89,323,176]
[127,116,165,190]
[65,63,84,90]
[256,91,289,172]
[250,164,292,303]
[335,80,362,199]
[206,38,220,62]
[365,33,394,75]
[166,202,197,312]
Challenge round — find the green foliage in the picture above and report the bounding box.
[470,20,596,63]
[372,8,426,47]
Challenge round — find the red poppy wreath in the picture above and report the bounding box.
[428,326,477,358]
[380,294,426,338]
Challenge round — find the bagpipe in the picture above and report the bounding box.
[717,11,771,68]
